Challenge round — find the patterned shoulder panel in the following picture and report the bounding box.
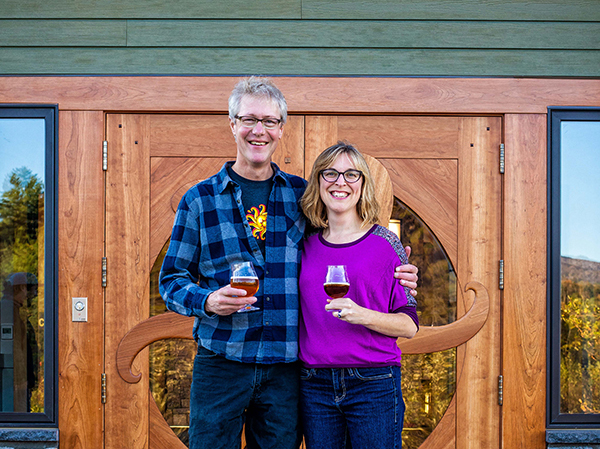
[372,225,417,307]
[372,225,409,265]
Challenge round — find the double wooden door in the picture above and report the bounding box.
[104,113,501,448]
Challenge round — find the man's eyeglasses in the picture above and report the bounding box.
[320,168,363,184]
[235,115,282,130]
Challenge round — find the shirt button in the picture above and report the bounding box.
[266,322,270,326]
[266,297,270,301]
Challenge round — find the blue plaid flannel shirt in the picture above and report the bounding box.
[159,162,307,364]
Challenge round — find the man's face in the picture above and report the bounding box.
[230,95,284,174]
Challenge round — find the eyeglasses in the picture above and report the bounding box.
[234,115,282,130]
[320,168,363,184]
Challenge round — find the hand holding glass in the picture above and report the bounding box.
[230,261,260,312]
[324,265,349,298]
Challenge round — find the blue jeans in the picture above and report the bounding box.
[189,345,302,449]
[299,366,405,449]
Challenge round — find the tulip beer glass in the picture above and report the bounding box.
[324,265,349,298]
[231,261,260,312]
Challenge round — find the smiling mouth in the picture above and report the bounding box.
[249,140,268,146]
[331,191,349,198]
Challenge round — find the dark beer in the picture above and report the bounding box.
[231,277,259,296]
[324,282,349,298]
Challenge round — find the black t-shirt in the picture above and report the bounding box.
[228,167,273,258]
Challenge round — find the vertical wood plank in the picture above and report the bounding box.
[502,114,547,449]
[105,114,150,449]
[304,116,338,176]
[273,115,305,178]
[456,117,502,449]
[58,111,105,449]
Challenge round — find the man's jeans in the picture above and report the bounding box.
[299,365,405,449]
[189,345,301,449]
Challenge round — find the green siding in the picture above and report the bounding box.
[1,48,598,77]
[0,0,598,76]
[126,20,600,50]
[0,0,301,19]
[0,20,126,46]
[302,0,600,21]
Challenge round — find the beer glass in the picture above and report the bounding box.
[324,265,349,298]
[230,261,260,312]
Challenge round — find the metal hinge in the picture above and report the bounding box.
[499,143,505,174]
[102,141,108,171]
[101,373,107,404]
[499,260,504,290]
[102,257,107,288]
[498,375,503,405]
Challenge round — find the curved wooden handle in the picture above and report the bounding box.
[398,280,489,354]
[116,312,194,383]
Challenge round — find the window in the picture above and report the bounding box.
[548,108,600,427]
[0,106,57,425]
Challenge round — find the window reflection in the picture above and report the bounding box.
[559,121,600,415]
[389,198,457,448]
[0,118,46,413]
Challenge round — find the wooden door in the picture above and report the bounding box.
[106,114,501,449]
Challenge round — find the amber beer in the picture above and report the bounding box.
[231,276,259,297]
[324,282,349,298]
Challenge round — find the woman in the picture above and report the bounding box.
[299,142,419,449]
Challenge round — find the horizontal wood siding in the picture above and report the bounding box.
[0,0,598,76]
[1,48,599,76]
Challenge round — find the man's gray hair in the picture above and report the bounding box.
[228,76,288,124]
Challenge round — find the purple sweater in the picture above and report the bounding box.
[299,224,418,368]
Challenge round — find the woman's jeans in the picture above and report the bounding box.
[300,365,405,449]
[189,345,302,449]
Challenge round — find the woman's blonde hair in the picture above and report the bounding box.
[301,141,380,229]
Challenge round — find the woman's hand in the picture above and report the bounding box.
[394,245,418,296]
[326,297,418,338]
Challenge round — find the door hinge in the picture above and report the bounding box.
[498,375,503,405]
[499,260,504,290]
[101,373,107,404]
[499,143,505,174]
[102,140,108,171]
[102,257,107,288]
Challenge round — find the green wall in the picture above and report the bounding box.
[0,0,599,76]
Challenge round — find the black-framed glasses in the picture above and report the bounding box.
[234,115,282,130]
[320,168,363,184]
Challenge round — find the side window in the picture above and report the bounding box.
[548,108,600,426]
[0,106,57,424]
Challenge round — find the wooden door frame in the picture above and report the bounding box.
[3,76,595,448]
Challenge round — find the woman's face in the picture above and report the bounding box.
[319,153,363,218]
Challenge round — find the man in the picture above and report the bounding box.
[159,76,418,449]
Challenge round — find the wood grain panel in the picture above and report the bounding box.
[105,114,151,449]
[58,110,104,449]
[273,115,305,178]
[1,77,599,114]
[148,115,236,157]
[304,116,339,174]
[2,48,599,77]
[125,20,600,49]
[150,157,230,264]
[382,159,458,263]
[455,117,502,449]
[338,116,460,158]
[0,19,126,46]
[0,0,300,19]
[302,0,600,20]
[502,114,547,448]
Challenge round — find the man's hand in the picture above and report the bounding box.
[204,285,257,315]
[394,246,419,297]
